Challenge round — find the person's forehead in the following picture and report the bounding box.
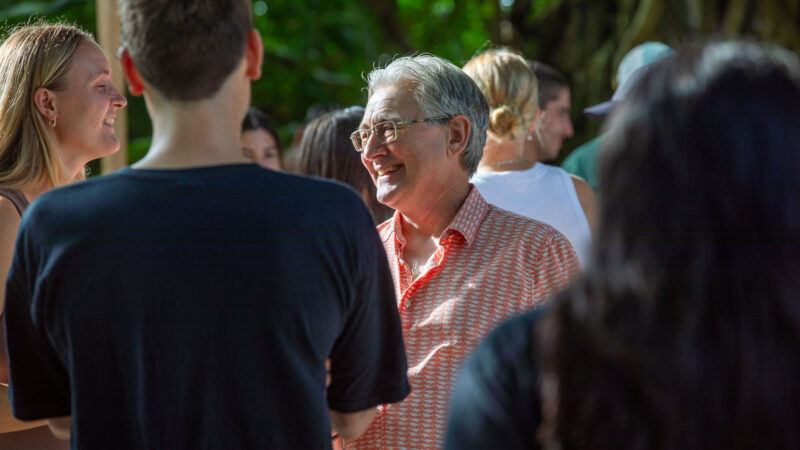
[362,82,420,125]
[72,40,111,81]
[545,87,571,110]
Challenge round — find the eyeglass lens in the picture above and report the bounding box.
[352,121,397,151]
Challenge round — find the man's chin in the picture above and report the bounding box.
[375,187,401,210]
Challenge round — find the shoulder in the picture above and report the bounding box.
[570,175,596,201]
[485,206,574,257]
[276,171,366,209]
[485,206,578,276]
[0,195,21,225]
[0,196,22,245]
[569,174,598,231]
[535,163,575,186]
[562,137,601,169]
[485,204,566,244]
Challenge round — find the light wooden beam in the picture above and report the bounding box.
[96,0,128,174]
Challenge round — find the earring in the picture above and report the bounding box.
[526,134,533,141]
[48,117,56,128]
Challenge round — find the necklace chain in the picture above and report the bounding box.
[491,158,522,167]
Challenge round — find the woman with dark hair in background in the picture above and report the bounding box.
[296,107,392,223]
[241,106,282,170]
[446,41,800,449]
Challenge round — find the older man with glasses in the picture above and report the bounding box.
[344,54,580,448]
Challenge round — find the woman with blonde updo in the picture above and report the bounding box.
[0,23,126,447]
[463,48,596,268]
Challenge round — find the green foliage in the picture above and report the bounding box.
[2,0,799,166]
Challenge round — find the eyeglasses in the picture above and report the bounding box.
[350,117,452,152]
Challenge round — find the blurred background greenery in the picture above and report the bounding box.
[1,0,799,169]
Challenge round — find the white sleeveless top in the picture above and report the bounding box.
[471,163,592,268]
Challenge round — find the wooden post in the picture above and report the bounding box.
[96,0,128,174]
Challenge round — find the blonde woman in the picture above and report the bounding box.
[0,23,126,447]
[463,49,596,268]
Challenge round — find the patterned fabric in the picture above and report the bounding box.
[347,186,579,448]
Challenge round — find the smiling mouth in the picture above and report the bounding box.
[378,165,401,176]
[103,118,115,127]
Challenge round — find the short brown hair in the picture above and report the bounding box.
[118,0,252,101]
[528,60,569,108]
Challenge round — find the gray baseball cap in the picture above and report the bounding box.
[584,42,673,119]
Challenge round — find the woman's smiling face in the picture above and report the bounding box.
[49,39,127,173]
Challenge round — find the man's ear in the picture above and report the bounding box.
[245,29,263,80]
[32,87,57,123]
[446,115,471,157]
[119,47,145,96]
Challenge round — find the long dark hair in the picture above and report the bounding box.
[295,107,393,223]
[537,41,800,450]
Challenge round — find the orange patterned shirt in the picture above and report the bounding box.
[347,186,579,448]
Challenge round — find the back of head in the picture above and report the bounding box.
[463,48,538,141]
[366,54,489,177]
[529,60,569,109]
[540,41,800,449]
[118,0,252,101]
[296,107,392,223]
[0,23,91,190]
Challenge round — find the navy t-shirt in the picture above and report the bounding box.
[5,164,410,449]
[445,309,544,450]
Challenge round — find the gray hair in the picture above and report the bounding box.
[366,54,489,176]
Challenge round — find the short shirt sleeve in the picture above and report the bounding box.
[5,209,71,420]
[325,201,410,413]
[445,309,545,450]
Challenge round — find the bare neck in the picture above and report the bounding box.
[20,177,54,203]
[478,136,534,172]
[395,181,469,277]
[522,134,545,164]
[399,181,470,242]
[134,89,249,170]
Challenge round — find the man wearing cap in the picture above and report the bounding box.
[562,42,673,191]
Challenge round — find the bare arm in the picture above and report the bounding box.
[570,175,598,236]
[46,416,71,440]
[0,199,47,433]
[329,407,377,441]
[0,385,47,432]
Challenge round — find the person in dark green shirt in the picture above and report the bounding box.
[562,42,672,193]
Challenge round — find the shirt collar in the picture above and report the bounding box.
[390,184,489,248]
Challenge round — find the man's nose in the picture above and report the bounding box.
[564,117,574,138]
[362,133,387,159]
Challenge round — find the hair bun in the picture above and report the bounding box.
[489,104,521,139]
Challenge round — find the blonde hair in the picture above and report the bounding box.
[0,23,91,191]
[463,48,538,141]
